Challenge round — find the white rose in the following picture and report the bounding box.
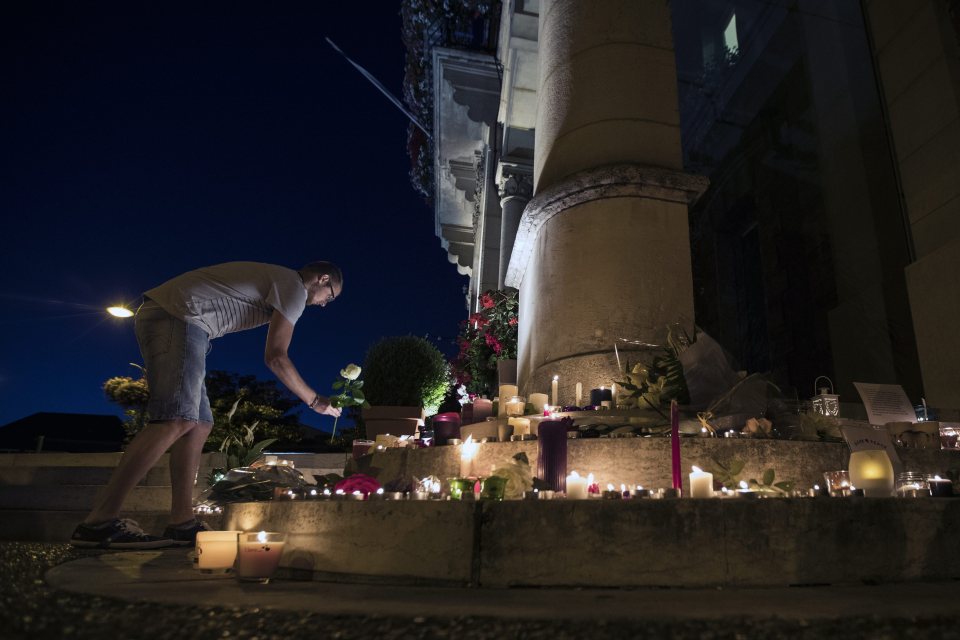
[340,364,362,381]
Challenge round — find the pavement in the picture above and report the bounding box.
[4,542,960,639]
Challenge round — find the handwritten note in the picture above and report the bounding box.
[853,382,916,426]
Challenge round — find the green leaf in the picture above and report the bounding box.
[353,391,365,402]
[352,380,364,389]
[774,481,794,492]
[762,469,775,486]
[332,380,344,390]
[362,401,371,409]
[728,460,745,476]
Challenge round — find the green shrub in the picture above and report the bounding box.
[363,336,450,416]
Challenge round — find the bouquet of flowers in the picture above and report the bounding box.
[451,289,519,397]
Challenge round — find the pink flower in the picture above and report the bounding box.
[508,316,518,326]
[480,293,495,309]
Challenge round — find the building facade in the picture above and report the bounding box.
[419,0,960,415]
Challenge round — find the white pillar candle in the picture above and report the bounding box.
[498,385,518,416]
[196,530,241,572]
[460,435,479,477]
[507,416,530,435]
[575,382,583,407]
[236,531,286,583]
[528,393,548,413]
[566,471,588,499]
[551,375,559,406]
[689,466,714,498]
[611,383,618,408]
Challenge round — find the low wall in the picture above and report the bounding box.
[223,497,960,588]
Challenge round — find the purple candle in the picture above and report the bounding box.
[472,398,493,421]
[670,400,682,491]
[537,420,568,492]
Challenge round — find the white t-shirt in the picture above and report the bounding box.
[145,262,307,338]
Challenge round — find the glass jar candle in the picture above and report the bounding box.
[895,472,929,497]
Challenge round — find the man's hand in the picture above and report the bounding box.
[309,395,342,417]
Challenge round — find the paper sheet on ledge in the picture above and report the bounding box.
[853,382,916,426]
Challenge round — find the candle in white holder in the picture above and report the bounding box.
[575,382,583,407]
[504,395,526,417]
[566,471,588,499]
[196,530,241,572]
[236,531,286,583]
[551,375,559,406]
[689,466,714,498]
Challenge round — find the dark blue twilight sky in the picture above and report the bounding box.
[0,2,469,432]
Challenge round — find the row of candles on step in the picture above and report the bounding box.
[195,530,286,582]
[497,380,617,415]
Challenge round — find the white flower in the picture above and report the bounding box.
[340,364,362,381]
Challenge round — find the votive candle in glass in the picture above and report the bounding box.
[236,531,286,583]
[196,530,241,573]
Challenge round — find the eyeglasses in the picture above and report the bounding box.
[323,281,336,304]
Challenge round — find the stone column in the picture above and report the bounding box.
[497,162,533,290]
[505,0,708,403]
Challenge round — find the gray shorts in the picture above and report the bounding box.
[134,299,213,424]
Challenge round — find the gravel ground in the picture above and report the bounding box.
[2,542,960,640]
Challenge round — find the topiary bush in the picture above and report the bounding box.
[363,335,451,416]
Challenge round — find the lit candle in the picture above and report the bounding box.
[737,480,758,499]
[848,450,895,497]
[602,483,621,499]
[566,471,588,499]
[928,475,954,498]
[551,375,559,406]
[689,466,714,498]
[575,382,583,407]
[196,530,241,573]
[505,395,526,416]
[460,435,479,477]
[611,383,618,408]
[236,531,286,583]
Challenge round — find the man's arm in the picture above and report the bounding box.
[264,309,340,416]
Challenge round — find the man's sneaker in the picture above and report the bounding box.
[70,518,174,550]
[163,518,212,546]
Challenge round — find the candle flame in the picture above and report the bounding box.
[553,375,559,381]
[461,435,479,461]
[813,484,820,491]
[257,531,268,543]
[739,481,749,490]
[376,488,384,495]
[607,483,614,491]
[310,489,317,496]
[934,475,942,481]
[569,471,581,479]
[620,484,626,491]
[587,473,595,484]
[692,466,702,473]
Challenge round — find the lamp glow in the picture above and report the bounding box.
[107,306,133,318]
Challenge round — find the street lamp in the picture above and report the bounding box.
[107,306,134,318]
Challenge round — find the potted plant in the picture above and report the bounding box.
[361,335,451,439]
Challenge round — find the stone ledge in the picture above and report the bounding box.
[224,496,960,589]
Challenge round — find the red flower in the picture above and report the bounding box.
[480,293,495,309]
[335,473,382,497]
[469,312,489,327]
[508,316,518,326]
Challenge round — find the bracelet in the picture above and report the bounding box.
[308,394,321,409]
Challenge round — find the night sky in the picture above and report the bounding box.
[0,2,469,432]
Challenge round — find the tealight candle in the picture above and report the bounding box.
[928,475,954,497]
[566,471,589,499]
[497,385,519,416]
[236,531,286,583]
[505,395,526,417]
[689,466,714,498]
[196,530,241,573]
[633,485,650,498]
[737,480,757,499]
[602,483,622,499]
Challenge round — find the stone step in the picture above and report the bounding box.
[0,466,174,487]
[0,510,225,542]
[0,484,204,512]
